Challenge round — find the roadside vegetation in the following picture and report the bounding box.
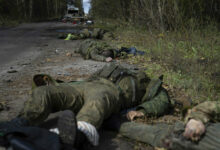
[0,0,64,26]
[0,0,82,26]
[115,24,220,105]
[91,0,220,105]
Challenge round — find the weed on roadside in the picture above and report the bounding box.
[113,25,220,104]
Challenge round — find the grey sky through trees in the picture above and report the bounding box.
[83,0,91,14]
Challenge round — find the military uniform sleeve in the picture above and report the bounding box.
[184,101,220,124]
[136,89,170,117]
[90,49,107,62]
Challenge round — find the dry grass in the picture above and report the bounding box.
[112,25,220,104]
[90,21,220,105]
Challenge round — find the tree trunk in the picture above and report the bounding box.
[29,0,33,19]
[47,0,50,18]
[157,0,164,32]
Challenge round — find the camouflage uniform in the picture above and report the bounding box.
[79,29,91,39]
[80,28,113,40]
[184,101,220,124]
[58,28,113,40]
[118,101,220,150]
[19,63,170,129]
[79,28,109,40]
[75,39,118,61]
[58,29,91,40]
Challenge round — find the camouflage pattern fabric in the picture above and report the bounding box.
[91,63,135,83]
[76,39,118,61]
[73,79,120,128]
[102,32,114,41]
[141,78,162,103]
[91,63,170,117]
[136,89,170,116]
[58,29,91,41]
[91,28,105,39]
[119,122,173,147]
[169,122,220,150]
[58,28,113,40]
[19,79,120,129]
[19,64,170,130]
[69,34,79,40]
[79,29,91,39]
[91,28,114,40]
[90,63,151,108]
[121,101,220,149]
[185,101,220,124]
[19,84,84,125]
[75,39,94,59]
[119,121,220,150]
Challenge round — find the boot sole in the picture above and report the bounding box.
[58,110,77,146]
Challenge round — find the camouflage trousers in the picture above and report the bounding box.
[118,122,220,150]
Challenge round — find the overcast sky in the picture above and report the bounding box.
[83,0,91,14]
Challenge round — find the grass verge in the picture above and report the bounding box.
[94,21,220,105]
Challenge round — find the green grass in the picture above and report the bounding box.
[95,21,220,104]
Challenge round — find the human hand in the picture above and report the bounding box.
[183,119,205,141]
[126,111,145,121]
[105,57,113,62]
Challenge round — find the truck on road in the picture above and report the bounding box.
[62,3,84,23]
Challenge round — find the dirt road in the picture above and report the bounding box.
[0,22,80,75]
[0,22,147,150]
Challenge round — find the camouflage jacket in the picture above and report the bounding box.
[185,101,220,124]
[76,39,117,61]
[32,63,170,120]
[90,63,170,116]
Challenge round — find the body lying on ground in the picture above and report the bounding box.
[58,28,114,41]
[109,100,220,150]
[75,39,117,62]
[75,39,145,62]
[1,63,219,150]
[0,63,170,149]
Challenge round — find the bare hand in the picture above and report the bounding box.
[126,111,145,121]
[183,119,205,141]
[105,57,113,62]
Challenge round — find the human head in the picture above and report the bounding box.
[32,74,59,89]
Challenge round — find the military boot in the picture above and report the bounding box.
[57,110,77,149]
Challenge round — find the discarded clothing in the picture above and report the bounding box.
[118,47,145,56]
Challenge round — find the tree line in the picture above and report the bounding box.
[0,0,83,23]
[90,0,220,30]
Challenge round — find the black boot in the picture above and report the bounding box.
[57,110,77,149]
